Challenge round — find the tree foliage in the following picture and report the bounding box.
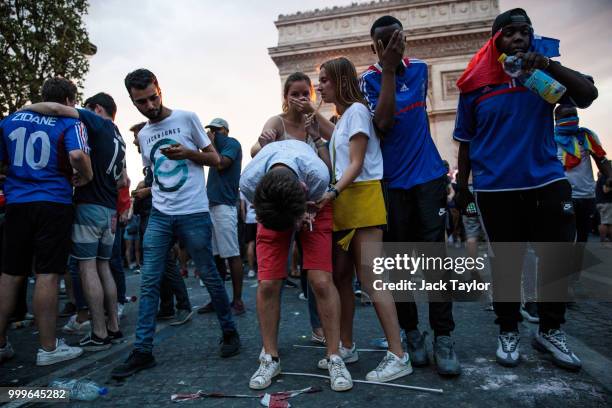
[0,0,94,118]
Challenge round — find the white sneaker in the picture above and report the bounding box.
[36,338,83,366]
[249,352,281,390]
[247,270,256,279]
[366,351,413,382]
[496,332,520,367]
[0,341,15,363]
[62,315,91,334]
[533,329,581,371]
[118,303,126,320]
[328,354,353,391]
[318,342,359,369]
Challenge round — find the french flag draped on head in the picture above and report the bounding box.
[456,31,508,94]
[456,7,561,94]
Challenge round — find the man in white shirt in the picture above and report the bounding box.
[111,69,240,379]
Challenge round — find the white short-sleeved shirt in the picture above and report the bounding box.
[240,191,257,224]
[138,109,211,215]
[240,140,330,203]
[330,102,383,182]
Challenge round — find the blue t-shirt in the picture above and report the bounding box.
[360,58,446,190]
[453,80,566,191]
[206,133,242,206]
[0,110,89,204]
[73,108,125,209]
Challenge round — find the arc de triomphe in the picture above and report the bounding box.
[268,0,499,168]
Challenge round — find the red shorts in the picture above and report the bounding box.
[256,203,333,280]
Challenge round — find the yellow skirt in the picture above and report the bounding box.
[332,180,387,250]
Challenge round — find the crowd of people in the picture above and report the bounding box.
[0,8,610,393]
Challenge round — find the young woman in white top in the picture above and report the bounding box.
[316,57,412,382]
[250,72,332,166]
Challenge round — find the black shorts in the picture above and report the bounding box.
[2,202,73,276]
[245,223,257,243]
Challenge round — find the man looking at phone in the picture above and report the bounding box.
[111,69,240,379]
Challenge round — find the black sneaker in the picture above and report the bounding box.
[79,332,112,351]
[108,329,124,344]
[197,302,215,314]
[433,336,461,376]
[405,330,429,367]
[170,309,193,326]
[220,331,241,358]
[157,310,175,320]
[111,350,156,379]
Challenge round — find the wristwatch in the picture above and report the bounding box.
[327,185,339,199]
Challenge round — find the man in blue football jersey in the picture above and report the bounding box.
[454,8,598,371]
[0,77,92,366]
[360,15,460,376]
[25,92,128,352]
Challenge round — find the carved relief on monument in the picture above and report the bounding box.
[441,70,464,100]
[275,0,499,45]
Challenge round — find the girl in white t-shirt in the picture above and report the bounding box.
[316,56,411,382]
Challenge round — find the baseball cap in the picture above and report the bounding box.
[205,118,229,130]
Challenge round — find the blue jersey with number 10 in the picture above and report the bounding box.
[0,110,89,204]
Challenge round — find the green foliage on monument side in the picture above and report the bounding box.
[0,0,94,119]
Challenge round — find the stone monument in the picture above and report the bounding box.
[268,0,500,167]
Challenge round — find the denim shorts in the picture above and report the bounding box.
[72,204,115,260]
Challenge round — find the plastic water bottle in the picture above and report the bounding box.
[49,379,108,401]
[498,53,566,104]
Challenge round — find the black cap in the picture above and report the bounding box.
[492,8,532,36]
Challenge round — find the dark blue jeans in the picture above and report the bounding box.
[159,248,192,313]
[134,209,235,353]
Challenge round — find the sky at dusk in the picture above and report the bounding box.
[82,0,612,185]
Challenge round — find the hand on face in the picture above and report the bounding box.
[288,97,315,114]
[374,28,405,70]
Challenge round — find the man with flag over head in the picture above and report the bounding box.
[453,8,598,371]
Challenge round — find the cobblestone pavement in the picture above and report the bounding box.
[1,261,611,408]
